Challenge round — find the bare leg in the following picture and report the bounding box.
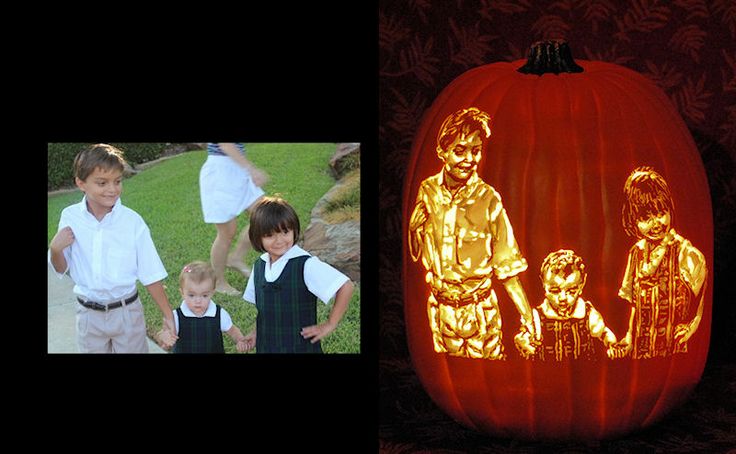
[227,224,252,277]
[211,219,240,295]
[227,198,262,277]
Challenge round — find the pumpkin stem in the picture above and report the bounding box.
[517,40,583,75]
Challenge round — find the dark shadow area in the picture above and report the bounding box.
[693,129,736,366]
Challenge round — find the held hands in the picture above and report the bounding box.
[155,328,178,350]
[301,321,337,344]
[673,323,691,346]
[237,331,256,352]
[240,330,256,352]
[607,333,632,359]
[235,338,249,353]
[514,320,542,359]
[155,318,179,350]
[514,327,539,359]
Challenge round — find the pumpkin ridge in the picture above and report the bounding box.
[582,74,613,438]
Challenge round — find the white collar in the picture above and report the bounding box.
[179,300,217,318]
[538,297,586,319]
[78,194,122,220]
[259,244,311,265]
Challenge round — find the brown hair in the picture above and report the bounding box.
[179,261,217,289]
[436,107,492,153]
[621,166,675,238]
[73,143,127,181]
[248,196,300,252]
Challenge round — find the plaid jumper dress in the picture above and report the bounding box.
[254,255,322,353]
[630,239,691,358]
[173,305,225,353]
[535,303,596,361]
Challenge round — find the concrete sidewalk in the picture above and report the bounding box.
[47,266,165,353]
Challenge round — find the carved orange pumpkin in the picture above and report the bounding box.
[402,41,712,439]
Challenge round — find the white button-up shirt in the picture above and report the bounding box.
[48,196,168,302]
[243,245,349,305]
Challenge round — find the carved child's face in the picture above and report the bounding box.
[543,269,585,317]
[636,210,671,242]
[438,130,483,185]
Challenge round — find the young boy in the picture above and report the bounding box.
[168,261,249,353]
[48,143,177,353]
[515,250,618,361]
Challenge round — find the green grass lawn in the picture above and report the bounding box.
[47,143,361,353]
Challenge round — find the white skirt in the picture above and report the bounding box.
[199,155,265,224]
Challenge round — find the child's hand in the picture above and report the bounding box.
[235,337,248,352]
[514,330,537,359]
[673,323,691,345]
[50,226,76,252]
[155,328,177,350]
[608,335,632,359]
[606,346,619,359]
[242,331,256,352]
[163,317,177,335]
[301,322,337,344]
[156,318,179,349]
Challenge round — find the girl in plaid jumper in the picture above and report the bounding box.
[242,196,354,353]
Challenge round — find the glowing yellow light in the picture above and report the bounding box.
[409,107,532,360]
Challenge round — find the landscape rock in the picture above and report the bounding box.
[304,150,361,283]
[329,143,360,179]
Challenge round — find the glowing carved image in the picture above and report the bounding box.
[408,107,535,360]
[515,250,618,361]
[611,166,707,359]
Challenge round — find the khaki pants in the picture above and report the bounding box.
[75,298,149,353]
[427,291,505,360]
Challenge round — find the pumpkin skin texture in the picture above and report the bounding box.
[402,44,712,440]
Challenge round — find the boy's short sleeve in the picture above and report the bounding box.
[489,196,527,280]
[134,223,168,285]
[304,257,350,304]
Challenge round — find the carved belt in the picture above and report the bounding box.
[432,286,492,307]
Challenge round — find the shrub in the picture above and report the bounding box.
[47,143,168,190]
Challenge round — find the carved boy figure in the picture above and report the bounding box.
[409,107,534,359]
